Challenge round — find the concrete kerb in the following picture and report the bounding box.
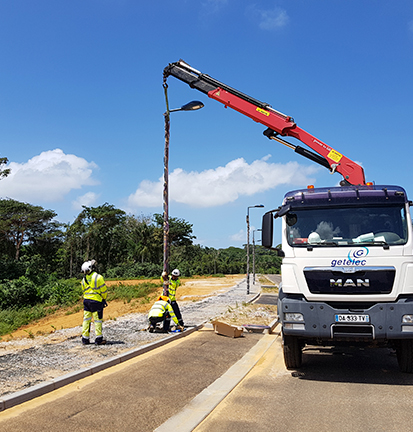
[0,324,202,412]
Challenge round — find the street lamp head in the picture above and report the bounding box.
[248,204,264,211]
[169,100,204,113]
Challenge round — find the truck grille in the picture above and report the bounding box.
[332,324,374,339]
[304,266,395,295]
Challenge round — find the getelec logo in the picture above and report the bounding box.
[331,247,369,267]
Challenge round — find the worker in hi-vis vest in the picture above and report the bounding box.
[148,295,183,333]
[81,260,108,345]
[161,268,184,327]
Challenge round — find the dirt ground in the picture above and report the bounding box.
[4,275,247,341]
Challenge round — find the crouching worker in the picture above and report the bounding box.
[81,260,108,345]
[148,295,183,333]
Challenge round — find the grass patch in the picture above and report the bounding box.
[0,304,57,336]
[107,282,159,303]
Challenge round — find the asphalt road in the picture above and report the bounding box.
[194,340,413,432]
[263,274,281,287]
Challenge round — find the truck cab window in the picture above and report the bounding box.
[287,206,407,247]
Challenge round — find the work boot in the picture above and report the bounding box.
[95,336,107,345]
[82,337,90,345]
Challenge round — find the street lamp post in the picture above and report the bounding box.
[246,204,264,295]
[253,228,262,284]
[163,84,203,295]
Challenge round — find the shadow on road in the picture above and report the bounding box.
[291,346,413,386]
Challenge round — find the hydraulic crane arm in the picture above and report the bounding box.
[163,60,366,186]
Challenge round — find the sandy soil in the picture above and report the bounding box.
[3,275,245,341]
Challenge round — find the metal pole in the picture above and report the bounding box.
[253,228,261,284]
[246,205,264,294]
[253,230,256,285]
[162,82,170,296]
[246,208,250,295]
[162,79,203,296]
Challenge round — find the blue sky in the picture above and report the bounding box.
[1,1,413,249]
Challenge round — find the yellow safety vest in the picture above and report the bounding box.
[161,275,180,302]
[81,272,108,302]
[148,300,179,325]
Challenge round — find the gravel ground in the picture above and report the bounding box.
[0,278,263,398]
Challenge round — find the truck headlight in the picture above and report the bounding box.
[285,313,304,322]
[402,315,413,323]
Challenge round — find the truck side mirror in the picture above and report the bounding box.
[262,212,274,248]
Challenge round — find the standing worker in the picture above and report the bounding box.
[161,268,184,327]
[81,259,108,345]
[148,295,183,333]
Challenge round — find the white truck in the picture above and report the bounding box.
[164,60,413,372]
[262,184,413,372]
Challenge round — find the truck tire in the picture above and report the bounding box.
[396,340,413,373]
[283,334,302,369]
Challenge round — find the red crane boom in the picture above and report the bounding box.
[164,60,366,186]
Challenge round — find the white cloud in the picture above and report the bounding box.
[247,5,289,31]
[0,149,98,202]
[230,229,245,243]
[127,155,318,209]
[72,192,100,211]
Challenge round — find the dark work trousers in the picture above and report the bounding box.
[149,313,171,332]
[171,301,184,326]
[83,299,104,317]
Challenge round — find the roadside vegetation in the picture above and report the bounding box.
[0,199,281,337]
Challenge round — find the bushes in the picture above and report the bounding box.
[37,278,81,306]
[0,276,82,310]
[0,276,39,309]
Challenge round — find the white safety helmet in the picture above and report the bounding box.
[81,260,96,273]
[171,269,180,277]
[308,232,321,244]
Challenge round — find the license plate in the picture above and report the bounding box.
[335,314,370,323]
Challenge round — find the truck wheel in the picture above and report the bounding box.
[396,340,413,373]
[283,334,302,369]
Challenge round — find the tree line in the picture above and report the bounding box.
[0,198,282,283]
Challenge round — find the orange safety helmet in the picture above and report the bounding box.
[158,295,170,303]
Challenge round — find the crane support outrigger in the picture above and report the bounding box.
[163,59,366,186]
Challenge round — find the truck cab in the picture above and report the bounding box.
[262,184,413,372]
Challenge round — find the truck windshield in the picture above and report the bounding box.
[286,205,408,247]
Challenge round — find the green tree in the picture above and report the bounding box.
[70,203,127,273]
[0,157,10,180]
[0,199,58,261]
[125,214,157,264]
